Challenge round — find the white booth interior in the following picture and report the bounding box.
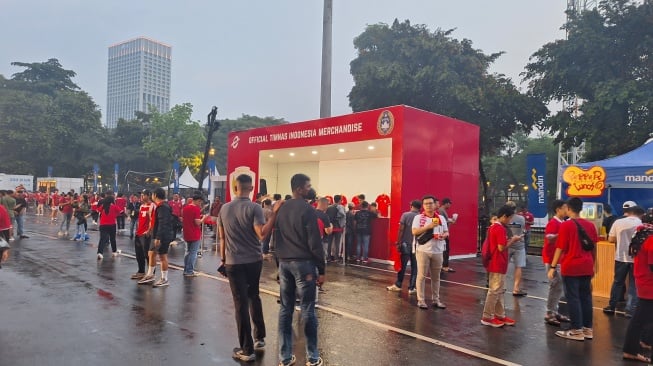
[259,138,392,198]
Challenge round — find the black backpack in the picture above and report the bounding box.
[326,205,341,228]
[629,224,653,257]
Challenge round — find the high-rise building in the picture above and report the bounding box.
[106,37,171,129]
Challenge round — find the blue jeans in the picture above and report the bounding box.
[183,240,200,274]
[609,261,639,313]
[356,233,371,259]
[396,243,417,289]
[278,260,319,363]
[14,215,24,236]
[563,275,593,330]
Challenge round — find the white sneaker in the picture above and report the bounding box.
[97,253,103,260]
[138,274,155,285]
[8,237,15,242]
[555,329,585,341]
[386,284,401,292]
[153,278,169,287]
[111,252,118,257]
[408,288,417,295]
[582,327,593,339]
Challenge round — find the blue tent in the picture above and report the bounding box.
[562,139,653,215]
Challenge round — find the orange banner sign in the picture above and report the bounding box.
[563,166,607,197]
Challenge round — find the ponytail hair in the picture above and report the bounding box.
[102,196,115,214]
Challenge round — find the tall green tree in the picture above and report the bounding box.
[211,114,287,174]
[523,0,653,161]
[348,20,547,207]
[142,103,205,165]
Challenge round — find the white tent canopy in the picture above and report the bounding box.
[169,167,199,189]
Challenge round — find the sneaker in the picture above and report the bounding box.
[153,279,169,287]
[183,271,200,277]
[417,301,428,309]
[602,306,615,314]
[555,329,585,341]
[306,357,323,366]
[232,348,255,362]
[362,259,369,264]
[496,316,515,326]
[112,251,118,257]
[433,301,447,309]
[408,288,417,295]
[131,273,145,280]
[481,317,504,328]
[19,235,29,239]
[278,355,296,366]
[386,284,401,292]
[582,327,593,339]
[97,253,103,260]
[254,339,265,350]
[138,274,155,285]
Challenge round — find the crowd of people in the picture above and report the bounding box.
[2,179,653,365]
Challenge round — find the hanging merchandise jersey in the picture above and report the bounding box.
[375,194,391,217]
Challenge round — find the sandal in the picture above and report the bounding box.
[623,353,651,363]
[555,314,571,323]
[545,315,561,327]
[640,341,652,350]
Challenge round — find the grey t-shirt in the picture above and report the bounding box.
[506,214,526,250]
[219,197,265,265]
[399,211,418,244]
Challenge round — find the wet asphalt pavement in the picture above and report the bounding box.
[0,214,637,366]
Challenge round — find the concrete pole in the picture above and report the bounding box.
[320,0,333,118]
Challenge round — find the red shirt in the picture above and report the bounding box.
[169,200,183,217]
[340,195,348,206]
[556,218,598,276]
[115,197,127,211]
[136,203,154,236]
[543,217,564,264]
[60,196,73,214]
[182,203,202,241]
[522,211,535,231]
[375,194,391,217]
[634,236,653,299]
[0,204,11,231]
[51,194,60,206]
[37,194,47,204]
[487,223,509,274]
[98,204,124,226]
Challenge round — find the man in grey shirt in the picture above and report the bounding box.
[506,201,527,296]
[219,174,280,362]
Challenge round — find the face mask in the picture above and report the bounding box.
[303,188,317,201]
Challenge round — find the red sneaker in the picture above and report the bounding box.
[496,316,516,326]
[481,317,505,328]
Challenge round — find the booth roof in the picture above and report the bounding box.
[576,139,653,168]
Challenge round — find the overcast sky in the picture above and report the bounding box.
[0,1,567,125]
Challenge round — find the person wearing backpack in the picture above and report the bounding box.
[548,197,598,341]
[604,204,645,318]
[326,195,345,262]
[481,205,523,327]
[622,216,653,363]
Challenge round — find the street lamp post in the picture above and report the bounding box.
[197,106,220,193]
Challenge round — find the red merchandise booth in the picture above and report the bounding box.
[225,105,480,262]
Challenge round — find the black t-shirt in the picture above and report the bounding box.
[354,209,377,234]
[602,215,617,235]
[315,210,331,240]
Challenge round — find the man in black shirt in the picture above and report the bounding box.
[275,173,324,366]
[354,201,378,264]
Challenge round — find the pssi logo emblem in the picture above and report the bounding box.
[377,110,394,136]
[563,166,606,197]
[624,168,653,183]
[231,136,241,149]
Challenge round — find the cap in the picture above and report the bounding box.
[442,198,452,204]
[623,200,638,209]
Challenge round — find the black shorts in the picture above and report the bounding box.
[152,239,171,255]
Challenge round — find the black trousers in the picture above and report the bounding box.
[98,225,117,254]
[623,298,653,357]
[116,215,125,230]
[225,260,266,354]
[134,235,151,273]
[443,237,450,267]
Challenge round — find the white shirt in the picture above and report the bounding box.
[412,213,448,254]
[609,216,642,263]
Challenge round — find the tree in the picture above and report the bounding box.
[211,115,287,174]
[142,103,204,165]
[348,20,547,208]
[523,0,653,161]
[0,59,104,177]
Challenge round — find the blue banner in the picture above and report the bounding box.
[208,159,216,192]
[527,153,547,218]
[114,163,119,192]
[172,161,180,194]
[47,166,53,178]
[93,164,99,192]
